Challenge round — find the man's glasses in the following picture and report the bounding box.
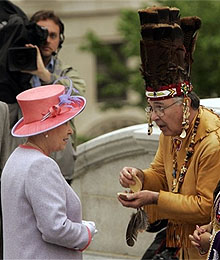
[145,100,181,117]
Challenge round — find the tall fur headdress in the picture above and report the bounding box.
[138,6,201,100]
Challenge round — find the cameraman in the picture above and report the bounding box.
[13,10,86,184]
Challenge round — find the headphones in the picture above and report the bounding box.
[57,17,65,49]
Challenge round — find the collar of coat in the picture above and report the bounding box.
[194,106,220,144]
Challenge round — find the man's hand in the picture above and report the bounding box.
[21,44,51,83]
[119,167,144,189]
[117,190,159,208]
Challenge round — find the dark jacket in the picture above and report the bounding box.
[0,0,47,103]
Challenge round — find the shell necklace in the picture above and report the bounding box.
[172,110,201,193]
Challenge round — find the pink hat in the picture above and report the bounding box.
[12,84,86,137]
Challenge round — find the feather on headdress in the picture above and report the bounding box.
[138,6,201,100]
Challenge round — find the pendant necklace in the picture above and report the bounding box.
[24,141,47,155]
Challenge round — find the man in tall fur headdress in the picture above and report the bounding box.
[118,6,220,259]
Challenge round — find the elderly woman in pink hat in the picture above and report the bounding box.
[1,84,97,259]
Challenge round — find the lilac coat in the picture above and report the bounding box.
[1,146,90,259]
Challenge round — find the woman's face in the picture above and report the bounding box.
[46,121,73,153]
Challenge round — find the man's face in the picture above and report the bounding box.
[148,98,183,136]
[37,19,60,58]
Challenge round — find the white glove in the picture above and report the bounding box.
[82,220,98,238]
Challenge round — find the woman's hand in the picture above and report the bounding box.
[189,224,211,255]
[199,232,211,253]
[189,225,204,248]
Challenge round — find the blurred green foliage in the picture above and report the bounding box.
[158,0,220,97]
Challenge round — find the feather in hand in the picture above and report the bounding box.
[126,208,149,247]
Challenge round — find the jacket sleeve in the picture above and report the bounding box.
[50,59,86,96]
[25,157,91,250]
[0,102,10,176]
[157,146,220,224]
[144,134,220,225]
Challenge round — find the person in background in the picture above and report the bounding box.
[0,102,10,178]
[0,101,10,259]
[10,9,86,184]
[1,83,96,259]
[118,6,220,260]
[189,180,220,258]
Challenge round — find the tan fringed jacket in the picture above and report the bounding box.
[143,106,220,249]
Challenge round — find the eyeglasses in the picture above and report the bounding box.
[145,100,181,117]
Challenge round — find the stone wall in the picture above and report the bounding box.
[73,124,160,258]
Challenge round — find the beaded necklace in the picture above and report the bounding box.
[172,110,201,193]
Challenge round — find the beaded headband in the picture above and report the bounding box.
[146,81,193,101]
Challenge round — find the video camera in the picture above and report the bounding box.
[8,23,48,71]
